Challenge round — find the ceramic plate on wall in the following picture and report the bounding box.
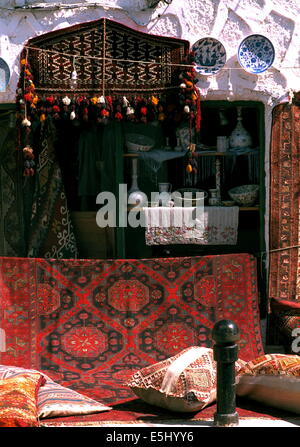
[0,58,10,92]
[238,34,275,74]
[192,37,226,76]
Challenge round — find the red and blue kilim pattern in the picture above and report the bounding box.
[0,254,263,405]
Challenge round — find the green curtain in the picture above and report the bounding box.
[100,121,125,195]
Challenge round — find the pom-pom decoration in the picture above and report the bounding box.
[115,112,123,120]
[126,106,135,115]
[101,109,110,117]
[90,96,98,105]
[22,118,31,127]
[122,96,130,107]
[62,96,71,106]
[98,96,106,104]
[22,146,35,176]
[186,163,193,173]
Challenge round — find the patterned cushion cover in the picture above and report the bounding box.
[37,381,112,418]
[0,365,111,418]
[0,373,45,427]
[126,346,245,413]
[236,354,300,414]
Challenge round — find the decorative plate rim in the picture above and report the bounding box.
[191,36,227,76]
[237,34,275,74]
[0,57,10,91]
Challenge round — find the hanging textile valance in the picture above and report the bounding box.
[24,18,190,95]
[17,18,201,178]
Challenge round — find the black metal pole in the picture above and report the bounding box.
[212,319,240,427]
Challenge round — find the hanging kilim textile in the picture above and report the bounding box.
[26,18,189,95]
[26,118,78,259]
[0,254,263,406]
[0,111,26,257]
[269,102,300,304]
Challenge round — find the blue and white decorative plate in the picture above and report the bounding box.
[238,34,275,74]
[0,58,10,92]
[192,37,226,76]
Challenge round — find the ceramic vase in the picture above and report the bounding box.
[128,158,146,207]
[229,106,252,149]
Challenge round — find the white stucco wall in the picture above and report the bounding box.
[1,0,299,103]
[1,0,300,256]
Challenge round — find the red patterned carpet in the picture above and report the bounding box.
[0,254,263,406]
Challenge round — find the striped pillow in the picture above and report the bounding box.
[0,365,111,418]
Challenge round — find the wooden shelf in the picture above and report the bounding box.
[123,149,258,157]
[123,150,186,157]
[194,150,223,156]
[123,150,221,157]
[127,206,259,212]
[193,150,258,157]
[239,206,259,211]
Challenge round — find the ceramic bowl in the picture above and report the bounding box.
[222,200,236,207]
[228,184,259,206]
[126,134,154,152]
[173,188,208,207]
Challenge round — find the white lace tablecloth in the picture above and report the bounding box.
[143,206,239,245]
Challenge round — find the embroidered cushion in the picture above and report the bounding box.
[0,365,111,418]
[126,346,245,413]
[236,353,300,414]
[0,373,45,427]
